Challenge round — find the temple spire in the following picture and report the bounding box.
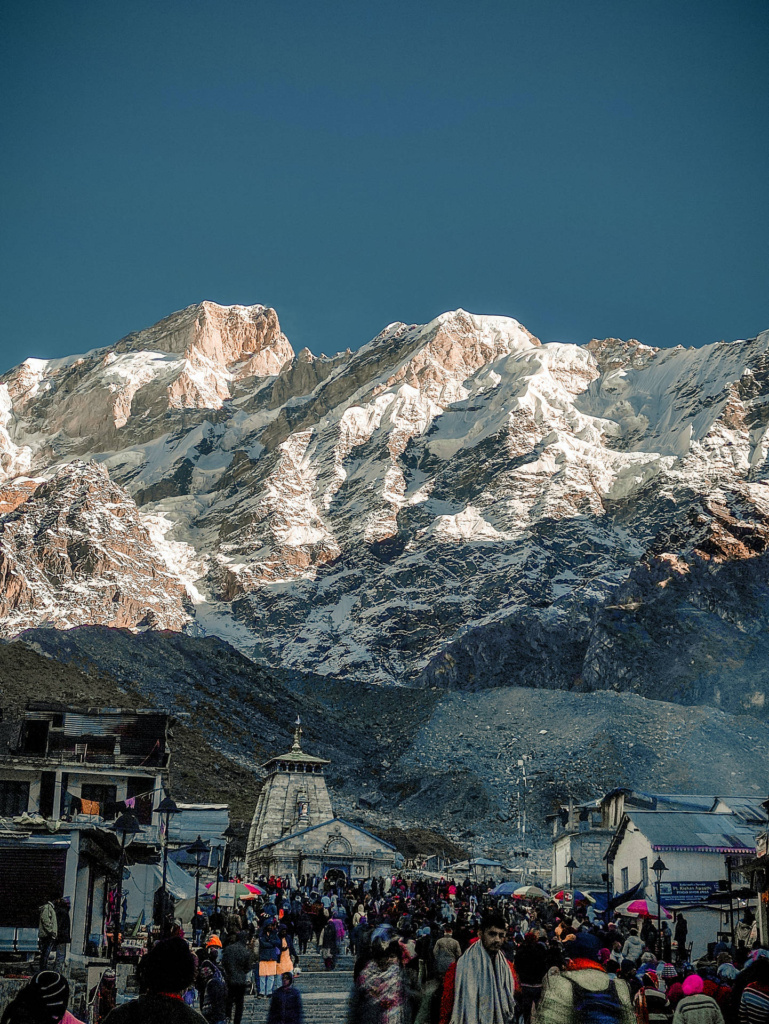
[292,716,302,752]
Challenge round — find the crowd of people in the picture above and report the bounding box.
[2,875,767,1024]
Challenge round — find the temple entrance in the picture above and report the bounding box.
[323,865,350,883]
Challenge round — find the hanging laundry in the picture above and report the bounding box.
[125,797,136,809]
[81,798,100,816]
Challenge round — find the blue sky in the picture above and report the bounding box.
[1,0,767,372]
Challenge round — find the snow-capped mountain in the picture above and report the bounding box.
[2,300,769,719]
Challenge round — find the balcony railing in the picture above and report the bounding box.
[2,750,168,769]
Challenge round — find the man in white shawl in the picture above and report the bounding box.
[439,911,518,1024]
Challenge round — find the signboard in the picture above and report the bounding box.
[658,880,721,904]
[562,890,574,906]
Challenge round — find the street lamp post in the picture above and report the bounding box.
[603,857,613,926]
[111,812,143,968]
[652,856,668,959]
[155,798,179,896]
[566,857,577,892]
[187,836,210,943]
[154,796,179,937]
[725,856,735,944]
[216,825,238,908]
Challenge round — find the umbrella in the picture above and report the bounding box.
[513,885,550,899]
[552,890,596,904]
[241,882,266,895]
[615,898,672,919]
[204,881,263,901]
[490,882,519,896]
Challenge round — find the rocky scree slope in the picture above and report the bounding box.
[16,626,769,850]
[0,303,768,722]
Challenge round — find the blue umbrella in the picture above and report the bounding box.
[490,882,520,896]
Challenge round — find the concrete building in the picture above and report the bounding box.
[0,702,170,824]
[550,789,768,893]
[246,719,396,881]
[550,798,609,891]
[0,703,173,962]
[605,803,767,957]
[606,807,762,898]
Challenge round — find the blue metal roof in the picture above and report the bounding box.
[627,810,758,853]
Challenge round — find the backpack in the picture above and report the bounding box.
[567,976,626,1024]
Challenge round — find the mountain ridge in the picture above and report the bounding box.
[0,301,767,718]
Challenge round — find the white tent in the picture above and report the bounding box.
[124,857,197,925]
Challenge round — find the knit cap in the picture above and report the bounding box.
[568,932,600,961]
[30,971,69,1024]
[682,975,704,996]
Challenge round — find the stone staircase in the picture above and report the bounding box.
[242,952,354,1024]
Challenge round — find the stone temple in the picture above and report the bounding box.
[245,719,396,881]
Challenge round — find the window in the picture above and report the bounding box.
[80,783,117,817]
[0,780,30,817]
[641,857,648,887]
[23,720,49,756]
[127,778,154,824]
[621,867,629,891]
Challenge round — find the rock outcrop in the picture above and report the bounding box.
[0,461,189,633]
[0,301,768,725]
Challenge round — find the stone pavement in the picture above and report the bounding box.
[242,952,354,1024]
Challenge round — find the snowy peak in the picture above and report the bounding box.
[0,302,294,468]
[1,300,768,713]
[115,301,293,376]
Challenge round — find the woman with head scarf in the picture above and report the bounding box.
[349,925,410,1024]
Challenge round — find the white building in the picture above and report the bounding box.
[0,703,173,962]
[607,805,764,899]
[606,804,766,957]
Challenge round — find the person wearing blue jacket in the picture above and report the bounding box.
[267,973,303,1024]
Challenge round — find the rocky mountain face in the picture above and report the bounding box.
[14,626,769,851]
[1,301,768,730]
[0,461,188,633]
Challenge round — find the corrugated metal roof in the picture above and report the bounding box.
[168,806,229,847]
[714,798,769,823]
[628,810,758,852]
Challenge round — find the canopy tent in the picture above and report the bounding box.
[444,858,510,875]
[552,889,596,904]
[123,857,196,924]
[615,898,672,919]
[586,891,609,913]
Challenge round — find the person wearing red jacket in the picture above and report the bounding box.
[439,911,519,1024]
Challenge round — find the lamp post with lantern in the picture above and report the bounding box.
[566,857,577,892]
[652,856,668,958]
[187,836,210,942]
[110,812,143,967]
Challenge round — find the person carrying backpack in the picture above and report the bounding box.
[198,960,227,1024]
[534,932,635,1024]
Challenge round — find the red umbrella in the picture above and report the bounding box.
[616,898,672,919]
[242,882,266,895]
[552,889,595,904]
